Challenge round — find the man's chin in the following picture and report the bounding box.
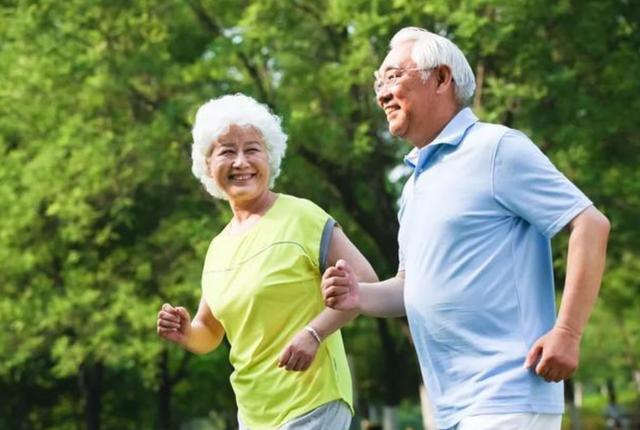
[388,123,406,137]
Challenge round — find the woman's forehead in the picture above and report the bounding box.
[217,124,264,142]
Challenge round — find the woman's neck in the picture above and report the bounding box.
[229,191,277,223]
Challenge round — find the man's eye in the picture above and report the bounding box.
[386,71,401,81]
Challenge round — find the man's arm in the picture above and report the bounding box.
[322,260,406,318]
[525,206,610,381]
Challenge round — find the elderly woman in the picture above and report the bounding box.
[156,94,377,430]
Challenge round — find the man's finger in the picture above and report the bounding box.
[322,266,345,279]
[535,356,549,377]
[324,286,351,298]
[544,366,558,382]
[524,343,543,368]
[335,259,353,274]
[321,275,349,290]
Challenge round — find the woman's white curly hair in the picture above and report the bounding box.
[191,94,288,199]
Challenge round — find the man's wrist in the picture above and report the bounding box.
[554,323,582,340]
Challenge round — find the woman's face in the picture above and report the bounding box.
[207,124,271,203]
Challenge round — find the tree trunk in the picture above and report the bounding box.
[606,378,618,405]
[79,361,103,430]
[156,349,190,430]
[376,319,402,405]
[382,405,398,430]
[157,350,173,430]
[565,378,581,430]
[419,384,437,430]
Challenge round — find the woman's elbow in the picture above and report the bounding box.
[362,267,379,283]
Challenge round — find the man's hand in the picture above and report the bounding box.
[278,328,320,371]
[322,259,361,311]
[157,303,192,345]
[524,325,581,382]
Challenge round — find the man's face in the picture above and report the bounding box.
[375,41,435,145]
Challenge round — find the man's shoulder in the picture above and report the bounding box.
[468,120,512,141]
[464,121,536,157]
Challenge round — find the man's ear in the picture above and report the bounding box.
[435,65,454,92]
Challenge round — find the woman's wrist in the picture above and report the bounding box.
[304,325,322,344]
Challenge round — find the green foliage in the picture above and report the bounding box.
[1,0,638,428]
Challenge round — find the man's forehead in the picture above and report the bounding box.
[377,42,415,72]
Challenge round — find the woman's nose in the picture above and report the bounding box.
[232,151,249,167]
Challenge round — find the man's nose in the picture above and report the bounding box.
[376,87,392,107]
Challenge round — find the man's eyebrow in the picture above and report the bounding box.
[374,64,401,77]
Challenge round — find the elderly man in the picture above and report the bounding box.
[323,27,610,430]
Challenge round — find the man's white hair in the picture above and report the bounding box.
[391,27,476,105]
[191,94,288,199]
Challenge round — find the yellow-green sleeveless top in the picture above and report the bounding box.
[201,194,353,429]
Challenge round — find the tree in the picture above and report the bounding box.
[1,0,638,428]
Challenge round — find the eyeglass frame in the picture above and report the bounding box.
[373,66,437,95]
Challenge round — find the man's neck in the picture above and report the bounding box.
[412,105,463,148]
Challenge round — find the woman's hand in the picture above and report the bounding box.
[277,328,321,371]
[157,303,192,345]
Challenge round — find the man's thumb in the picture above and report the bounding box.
[524,341,543,368]
[335,259,351,272]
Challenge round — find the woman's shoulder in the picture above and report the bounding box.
[278,193,327,215]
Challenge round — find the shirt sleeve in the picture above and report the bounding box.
[492,130,592,238]
[319,218,336,273]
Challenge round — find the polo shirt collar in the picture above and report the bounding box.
[404,107,478,169]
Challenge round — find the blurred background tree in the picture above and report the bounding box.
[0,0,638,429]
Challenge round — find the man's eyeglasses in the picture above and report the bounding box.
[373,66,436,95]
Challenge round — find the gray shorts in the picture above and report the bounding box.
[238,400,352,430]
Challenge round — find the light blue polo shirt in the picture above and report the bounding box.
[398,108,592,429]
